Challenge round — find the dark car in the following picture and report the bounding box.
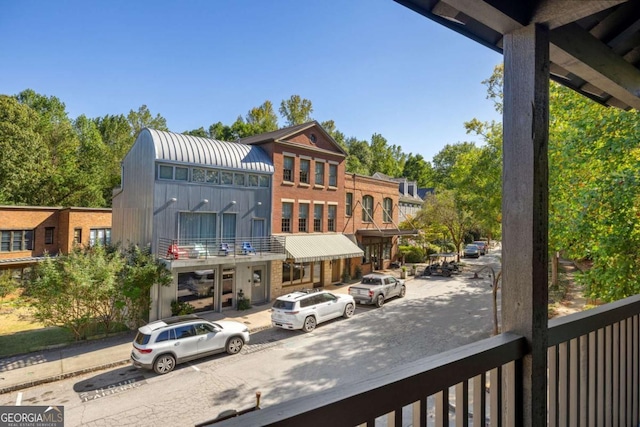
[464,244,480,258]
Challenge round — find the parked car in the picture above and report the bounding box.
[473,241,487,255]
[348,273,406,307]
[271,290,355,332]
[463,244,480,258]
[131,314,250,375]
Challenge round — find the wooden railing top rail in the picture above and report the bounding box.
[548,294,640,346]
[215,332,527,427]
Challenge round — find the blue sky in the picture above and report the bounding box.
[0,0,502,162]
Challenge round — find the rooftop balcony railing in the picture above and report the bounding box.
[215,294,640,426]
[157,236,286,261]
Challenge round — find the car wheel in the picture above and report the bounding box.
[424,269,432,276]
[443,269,452,277]
[343,303,355,318]
[226,336,244,354]
[375,294,385,308]
[153,354,176,375]
[302,316,317,332]
[399,286,406,298]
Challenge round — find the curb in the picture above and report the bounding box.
[0,359,131,395]
[0,324,273,395]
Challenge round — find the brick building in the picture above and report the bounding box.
[240,122,364,297]
[344,173,418,276]
[0,206,112,273]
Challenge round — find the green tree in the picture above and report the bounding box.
[320,119,347,150]
[403,153,433,187]
[431,142,476,190]
[0,95,50,204]
[246,100,279,135]
[345,137,372,174]
[416,190,474,258]
[127,105,168,138]
[279,95,313,126]
[26,244,172,338]
[370,133,404,177]
[183,127,209,138]
[72,115,111,206]
[548,83,640,302]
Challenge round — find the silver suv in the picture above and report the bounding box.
[271,290,355,332]
[130,314,250,374]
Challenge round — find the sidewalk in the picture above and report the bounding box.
[0,283,355,395]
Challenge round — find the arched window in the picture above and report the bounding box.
[383,198,393,222]
[362,195,373,222]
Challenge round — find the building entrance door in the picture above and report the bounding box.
[251,267,266,304]
[221,269,234,309]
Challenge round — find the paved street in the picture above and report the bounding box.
[0,251,501,427]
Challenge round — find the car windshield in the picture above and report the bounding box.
[272,300,295,310]
[134,332,151,345]
[466,245,478,249]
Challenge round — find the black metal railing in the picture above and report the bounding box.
[157,236,286,260]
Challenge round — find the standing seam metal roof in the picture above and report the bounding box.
[146,128,274,173]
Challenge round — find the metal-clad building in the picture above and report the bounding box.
[112,128,285,320]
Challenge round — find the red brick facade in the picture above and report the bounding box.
[0,206,112,269]
[343,173,401,275]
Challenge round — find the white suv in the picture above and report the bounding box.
[271,290,355,332]
[131,314,250,374]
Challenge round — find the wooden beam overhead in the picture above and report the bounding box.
[550,23,640,109]
[532,0,626,29]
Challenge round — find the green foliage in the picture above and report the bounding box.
[0,271,17,299]
[171,300,195,316]
[279,95,313,126]
[403,154,433,187]
[26,244,171,339]
[398,245,425,263]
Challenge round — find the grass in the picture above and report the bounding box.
[0,327,76,357]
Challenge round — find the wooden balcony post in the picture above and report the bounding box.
[502,23,550,426]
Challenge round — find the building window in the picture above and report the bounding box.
[346,193,353,216]
[328,205,336,232]
[0,230,34,252]
[89,228,111,246]
[248,174,259,187]
[362,195,374,222]
[206,170,219,184]
[329,164,337,187]
[282,203,293,233]
[283,156,294,182]
[315,162,324,185]
[192,168,206,183]
[44,227,55,245]
[383,198,393,223]
[314,204,323,232]
[175,167,188,181]
[222,213,236,242]
[234,173,245,186]
[282,261,320,287]
[298,203,309,232]
[179,212,216,243]
[300,159,310,184]
[158,164,188,181]
[220,171,233,185]
[73,228,82,245]
[259,175,270,187]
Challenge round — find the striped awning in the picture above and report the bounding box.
[284,234,363,263]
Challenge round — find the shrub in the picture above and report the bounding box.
[0,271,17,299]
[171,300,194,316]
[398,245,425,263]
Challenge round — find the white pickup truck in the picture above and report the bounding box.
[348,273,406,308]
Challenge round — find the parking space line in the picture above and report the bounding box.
[16,392,22,406]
